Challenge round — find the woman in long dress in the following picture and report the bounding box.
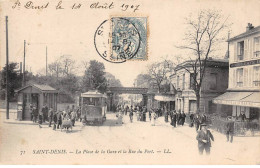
[151,109,157,126]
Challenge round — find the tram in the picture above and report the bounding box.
[80,90,107,125]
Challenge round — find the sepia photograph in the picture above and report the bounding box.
[0,0,260,165]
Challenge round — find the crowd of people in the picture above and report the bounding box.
[29,104,81,130]
[30,103,237,155]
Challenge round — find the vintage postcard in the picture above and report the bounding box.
[0,0,260,165]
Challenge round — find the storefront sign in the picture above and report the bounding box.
[230,59,260,68]
[214,99,260,108]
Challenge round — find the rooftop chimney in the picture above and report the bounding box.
[246,23,254,31]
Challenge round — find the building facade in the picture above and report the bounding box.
[171,59,229,115]
[214,24,260,121]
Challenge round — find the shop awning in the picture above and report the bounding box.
[154,95,175,101]
[213,92,260,108]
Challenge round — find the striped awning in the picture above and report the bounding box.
[213,92,260,108]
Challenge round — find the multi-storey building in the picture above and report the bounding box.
[171,58,229,115]
[214,24,260,121]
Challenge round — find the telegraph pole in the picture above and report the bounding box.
[23,40,26,86]
[46,46,48,76]
[5,16,9,119]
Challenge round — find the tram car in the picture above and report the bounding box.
[80,90,107,125]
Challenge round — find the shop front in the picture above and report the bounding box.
[213,91,260,135]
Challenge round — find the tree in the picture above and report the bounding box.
[83,60,107,93]
[178,9,230,112]
[105,72,122,87]
[0,62,22,101]
[135,74,152,88]
[148,59,174,93]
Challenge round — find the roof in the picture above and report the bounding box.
[175,58,229,71]
[81,90,107,98]
[228,25,260,42]
[15,84,58,93]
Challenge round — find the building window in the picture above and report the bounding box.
[177,75,180,89]
[236,68,243,87]
[237,41,244,61]
[253,66,260,87]
[254,36,260,57]
[182,74,185,90]
[209,73,217,90]
[190,73,195,89]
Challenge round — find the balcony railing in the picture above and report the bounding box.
[237,82,243,87]
[254,51,260,57]
[237,54,244,61]
[253,81,260,87]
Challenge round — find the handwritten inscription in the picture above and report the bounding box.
[11,0,140,12]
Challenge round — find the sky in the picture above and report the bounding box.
[0,0,260,87]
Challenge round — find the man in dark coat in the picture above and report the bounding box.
[42,104,48,123]
[189,113,194,127]
[194,114,201,132]
[53,111,58,130]
[177,111,181,125]
[181,111,186,126]
[48,108,54,127]
[129,107,134,123]
[57,111,63,129]
[226,118,234,143]
[172,110,177,127]
[196,124,214,155]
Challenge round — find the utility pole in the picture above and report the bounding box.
[23,40,26,86]
[46,46,48,76]
[5,16,9,119]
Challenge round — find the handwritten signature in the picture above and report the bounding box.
[12,0,140,12]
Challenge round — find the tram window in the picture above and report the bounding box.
[82,97,101,106]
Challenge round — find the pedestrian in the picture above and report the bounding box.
[38,111,43,128]
[116,111,123,125]
[32,106,38,123]
[194,113,201,132]
[48,107,54,127]
[180,111,186,126]
[53,111,58,130]
[226,117,234,143]
[151,109,157,126]
[239,112,246,121]
[165,110,169,123]
[196,124,214,155]
[149,109,152,121]
[57,111,63,129]
[136,106,140,121]
[172,110,177,127]
[76,107,81,121]
[129,107,134,123]
[189,113,194,127]
[177,111,181,125]
[125,105,129,115]
[70,110,76,126]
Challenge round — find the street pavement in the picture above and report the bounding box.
[0,112,260,164]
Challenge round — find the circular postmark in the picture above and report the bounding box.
[94,18,141,63]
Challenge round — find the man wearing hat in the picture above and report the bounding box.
[225,117,234,143]
[196,123,214,155]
